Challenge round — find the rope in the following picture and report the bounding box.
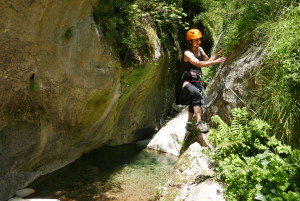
[202,78,225,110]
[202,78,257,115]
[225,81,257,115]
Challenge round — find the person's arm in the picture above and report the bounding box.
[208,49,224,61]
[184,50,226,67]
[199,47,224,61]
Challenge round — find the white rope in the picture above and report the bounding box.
[224,80,257,115]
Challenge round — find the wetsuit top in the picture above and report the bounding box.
[182,48,203,83]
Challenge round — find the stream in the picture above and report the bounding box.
[28,140,177,201]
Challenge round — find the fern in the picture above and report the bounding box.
[209,115,231,146]
[230,107,249,140]
[206,107,300,201]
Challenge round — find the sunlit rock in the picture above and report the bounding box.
[159,142,225,201]
[204,45,265,123]
[15,188,35,197]
[25,200,60,201]
[147,108,188,156]
[8,197,25,201]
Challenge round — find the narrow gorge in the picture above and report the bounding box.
[1,0,299,200]
[0,0,175,199]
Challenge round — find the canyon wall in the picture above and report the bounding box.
[0,0,174,200]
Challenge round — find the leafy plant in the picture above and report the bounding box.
[208,108,300,201]
[255,4,300,145]
[92,0,188,67]
[196,0,299,145]
[155,182,165,196]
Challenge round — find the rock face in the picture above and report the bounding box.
[146,106,214,156]
[203,45,265,123]
[0,1,175,200]
[159,44,266,201]
[147,107,188,156]
[159,143,224,201]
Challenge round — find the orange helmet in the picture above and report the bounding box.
[186,29,202,40]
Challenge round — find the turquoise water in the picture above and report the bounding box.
[29,140,177,201]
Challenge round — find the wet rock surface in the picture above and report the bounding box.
[0,1,175,200]
[159,143,225,201]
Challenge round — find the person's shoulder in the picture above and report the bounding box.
[184,50,193,62]
[184,50,193,56]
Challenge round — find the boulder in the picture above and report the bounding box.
[15,188,35,198]
[147,108,188,156]
[8,198,25,201]
[159,142,225,201]
[204,45,265,123]
[24,200,59,201]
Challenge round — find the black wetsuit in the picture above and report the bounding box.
[182,48,204,113]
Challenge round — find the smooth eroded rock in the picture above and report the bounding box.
[159,142,225,201]
[8,197,25,201]
[15,188,35,197]
[147,108,188,156]
[25,199,60,201]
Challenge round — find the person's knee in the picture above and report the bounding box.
[188,107,194,113]
[193,103,201,109]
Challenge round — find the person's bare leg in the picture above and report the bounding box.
[185,111,194,131]
[188,112,194,122]
[193,106,202,123]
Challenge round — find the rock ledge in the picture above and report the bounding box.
[159,142,225,201]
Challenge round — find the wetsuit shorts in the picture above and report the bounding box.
[183,82,203,113]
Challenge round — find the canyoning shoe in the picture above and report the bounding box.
[196,121,210,133]
[185,122,193,132]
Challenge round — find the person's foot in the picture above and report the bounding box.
[185,121,193,132]
[196,121,209,133]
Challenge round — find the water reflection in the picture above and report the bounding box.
[29,140,177,201]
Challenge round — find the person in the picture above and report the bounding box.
[183,28,226,132]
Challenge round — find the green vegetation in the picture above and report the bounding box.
[195,0,299,145]
[257,5,300,144]
[93,0,188,67]
[119,61,160,104]
[182,1,300,198]
[155,182,164,196]
[90,1,300,199]
[196,0,298,53]
[91,0,299,144]
[207,108,300,201]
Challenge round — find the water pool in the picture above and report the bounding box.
[28,140,177,201]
